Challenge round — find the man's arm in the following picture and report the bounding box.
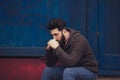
[45,47,58,67]
[54,36,86,67]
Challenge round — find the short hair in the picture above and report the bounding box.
[47,18,66,31]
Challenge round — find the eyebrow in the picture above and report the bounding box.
[52,33,58,35]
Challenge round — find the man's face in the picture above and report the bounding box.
[50,28,63,42]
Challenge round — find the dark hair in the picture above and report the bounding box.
[47,18,66,31]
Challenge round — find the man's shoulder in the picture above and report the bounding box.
[67,28,87,42]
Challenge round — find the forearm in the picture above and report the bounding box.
[54,42,85,67]
[45,49,58,66]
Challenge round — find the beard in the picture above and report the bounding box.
[59,33,66,48]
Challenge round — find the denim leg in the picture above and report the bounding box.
[41,66,65,80]
[63,67,97,80]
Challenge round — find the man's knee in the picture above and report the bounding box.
[63,67,96,80]
[42,67,52,75]
[63,68,77,80]
[63,67,91,77]
[63,68,75,76]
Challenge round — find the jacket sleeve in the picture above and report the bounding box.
[45,48,58,67]
[54,36,86,67]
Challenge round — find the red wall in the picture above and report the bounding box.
[0,58,46,80]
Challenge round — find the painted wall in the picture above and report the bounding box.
[0,0,120,77]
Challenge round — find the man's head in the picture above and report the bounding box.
[47,18,66,43]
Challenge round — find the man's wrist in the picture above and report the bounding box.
[54,46,61,55]
[53,45,59,49]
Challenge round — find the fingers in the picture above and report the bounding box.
[47,39,55,50]
[47,39,59,49]
[47,39,57,45]
[46,44,51,50]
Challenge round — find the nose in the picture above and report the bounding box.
[53,36,56,40]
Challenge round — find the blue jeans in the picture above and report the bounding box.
[41,66,97,80]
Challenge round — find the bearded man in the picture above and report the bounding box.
[41,18,98,80]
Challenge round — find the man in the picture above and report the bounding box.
[41,18,98,80]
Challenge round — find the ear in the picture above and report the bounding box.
[62,29,66,33]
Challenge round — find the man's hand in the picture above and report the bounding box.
[46,45,51,50]
[47,39,59,49]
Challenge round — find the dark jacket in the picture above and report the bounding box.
[45,28,98,73]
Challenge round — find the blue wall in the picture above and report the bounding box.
[0,0,87,56]
[0,0,87,47]
[0,0,120,75]
[0,0,50,47]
